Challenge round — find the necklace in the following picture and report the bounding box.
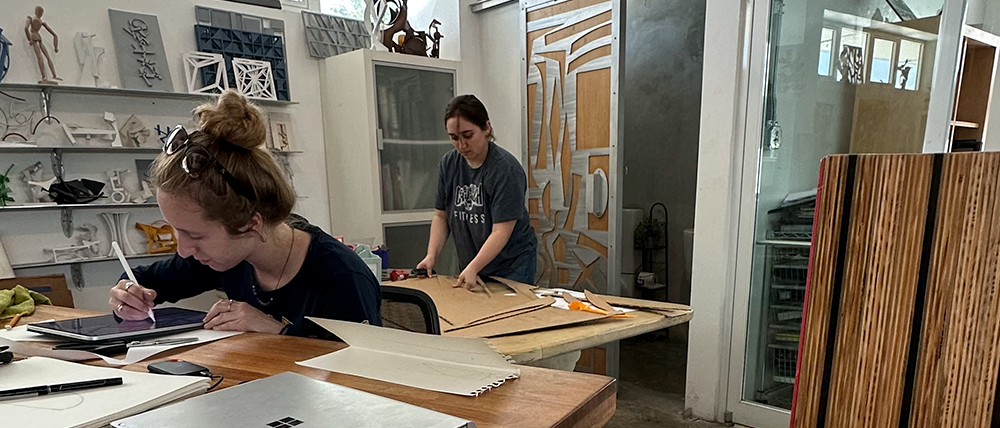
[251,227,296,307]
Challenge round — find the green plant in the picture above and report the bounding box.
[0,164,13,207]
[634,218,663,250]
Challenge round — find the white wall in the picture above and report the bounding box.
[685,0,746,421]
[0,0,467,311]
[462,1,522,160]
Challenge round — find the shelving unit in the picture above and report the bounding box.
[0,83,298,106]
[949,26,1000,151]
[11,252,175,291]
[0,81,300,292]
[752,197,814,410]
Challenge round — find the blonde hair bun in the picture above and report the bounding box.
[194,90,267,150]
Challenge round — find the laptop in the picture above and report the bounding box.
[111,371,475,428]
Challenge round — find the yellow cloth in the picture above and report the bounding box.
[0,285,51,319]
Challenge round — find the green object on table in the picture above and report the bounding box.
[0,284,52,318]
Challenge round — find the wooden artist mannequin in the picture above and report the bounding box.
[25,6,60,85]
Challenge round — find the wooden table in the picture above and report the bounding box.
[21,306,616,428]
[487,309,693,363]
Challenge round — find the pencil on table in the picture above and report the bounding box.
[4,313,22,330]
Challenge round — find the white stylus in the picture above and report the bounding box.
[112,241,155,323]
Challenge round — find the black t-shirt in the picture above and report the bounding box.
[434,141,537,277]
[128,222,382,337]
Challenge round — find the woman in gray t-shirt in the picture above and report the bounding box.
[417,95,538,289]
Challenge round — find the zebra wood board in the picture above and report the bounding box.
[792,153,1000,428]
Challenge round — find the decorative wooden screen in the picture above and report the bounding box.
[524,0,618,292]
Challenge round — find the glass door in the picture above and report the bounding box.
[727,0,955,425]
[373,64,456,213]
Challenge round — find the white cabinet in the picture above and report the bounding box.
[320,50,460,273]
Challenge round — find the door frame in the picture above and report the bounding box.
[724,0,969,426]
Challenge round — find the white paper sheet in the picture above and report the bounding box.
[0,357,209,428]
[534,288,636,312]
[0,329,240,365]
[297,317,520,396]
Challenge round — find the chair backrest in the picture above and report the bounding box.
[0,274,74,308]
[380,285,440,335]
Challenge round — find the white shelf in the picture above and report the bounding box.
[12,252,174,269]
[381,138,451,146]
[0,203,158,211]
[757,239,811,248]
[0,82,298,106]
[951,120,981,129]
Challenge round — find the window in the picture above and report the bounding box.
[837,28,868,82]
[818,28,836,76]
[896,39,922,91]
[320,0,365,20]
[870,38,896,84]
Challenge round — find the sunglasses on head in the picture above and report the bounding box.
[163,125,257,202]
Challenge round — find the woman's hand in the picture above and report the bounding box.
[109,280,156,320]
[453,267,481,290]
[203,299,283,334]
[416,255,437,277]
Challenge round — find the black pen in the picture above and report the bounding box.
[0,377,123,400]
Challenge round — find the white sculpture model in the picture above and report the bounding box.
[107,168,129,203]
[183,52,228,94]
[47,224,100,262]
[20,161,54,204]
[73,32,109,87]
[364,0,389,51]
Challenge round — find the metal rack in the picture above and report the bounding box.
[754,220,812,410]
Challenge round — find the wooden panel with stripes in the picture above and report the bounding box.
[793,153,1000,428]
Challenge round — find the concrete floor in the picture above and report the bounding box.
[605,332,729,428]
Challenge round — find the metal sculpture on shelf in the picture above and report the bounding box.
[0,164,13,207]
[25,6,61,85]
[20,161,54,203]
[46,224,100,262]
[0,28,11,83]
[375,0,442,58]
[102,212,137,255]
[428,19,443,59]
[364,0,389,51]
[136,221,177,254]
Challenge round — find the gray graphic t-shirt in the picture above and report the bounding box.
[435,142,538,277]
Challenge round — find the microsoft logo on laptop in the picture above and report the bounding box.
[267,417,304,427]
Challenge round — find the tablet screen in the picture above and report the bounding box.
[28,307,207,342]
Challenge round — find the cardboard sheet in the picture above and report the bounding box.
[298,317,520,396]
[446,306,610,339]
[390,276,540,327]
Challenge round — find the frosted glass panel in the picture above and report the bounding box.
[384,223,460,276]
[374,64,455,211]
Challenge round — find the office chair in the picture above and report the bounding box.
[380,285,441,335]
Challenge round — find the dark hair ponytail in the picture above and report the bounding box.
[444,94,494,141]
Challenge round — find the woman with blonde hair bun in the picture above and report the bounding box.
[108,90,381,337]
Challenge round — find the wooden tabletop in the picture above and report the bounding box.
[487,310,693,363]
[21,306,616,428]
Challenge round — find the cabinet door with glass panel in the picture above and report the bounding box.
[374,64,456,213]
